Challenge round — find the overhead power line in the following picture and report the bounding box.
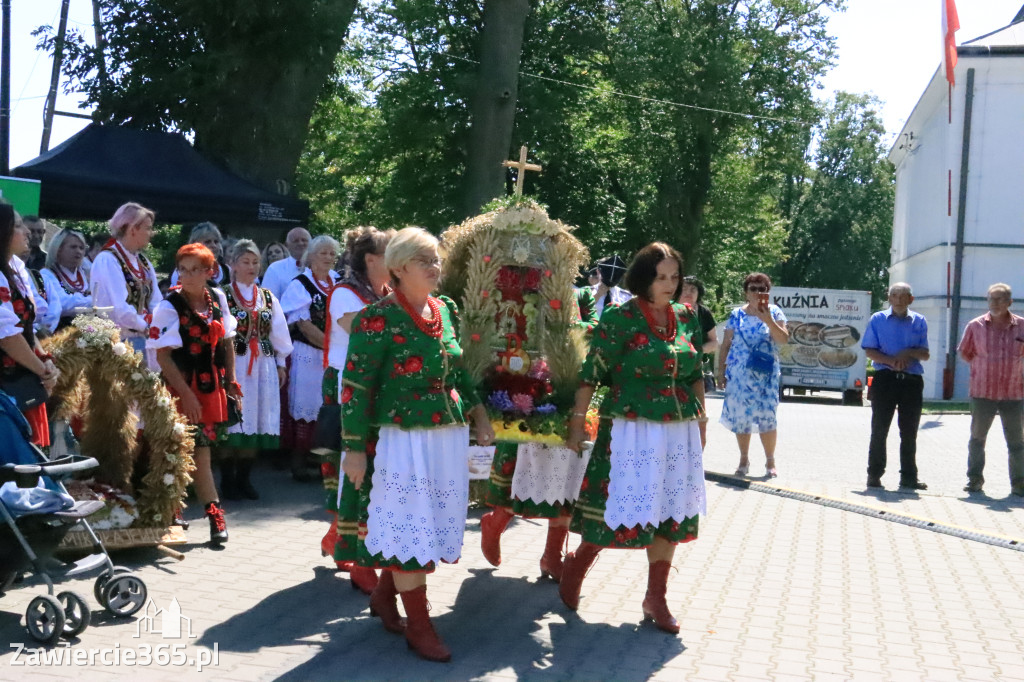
[446,54,813,127]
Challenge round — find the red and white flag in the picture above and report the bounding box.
[943,0,960,85]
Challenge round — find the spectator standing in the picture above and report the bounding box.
[21,216,48,272]
[862,282,930,490]
[679,275,717,448]
[261,228,311,299]
[170,222,230,287]
[591,255,632,318]
[957,283,1024,496]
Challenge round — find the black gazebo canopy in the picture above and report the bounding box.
[13,124,308,227]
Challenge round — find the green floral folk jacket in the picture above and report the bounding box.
[340,294,482,453]
[581,299,706,422]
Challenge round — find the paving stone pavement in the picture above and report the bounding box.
[0,397,1022,680]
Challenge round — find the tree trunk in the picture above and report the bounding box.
[461,0,531,217]
[192,0,358,197]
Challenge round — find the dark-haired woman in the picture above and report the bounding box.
[561,242,707,635]
[717,272,788,478]
[148,244,240,544]
[320,226,392,593]
[679,275,717,448]
[0,205,59,445]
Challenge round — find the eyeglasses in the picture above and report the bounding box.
[412,256,442,268]
[747,285,768,293]
[178,266,209,277]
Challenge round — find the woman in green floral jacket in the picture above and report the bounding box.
[562,242,707,635]
[340,227,494,663]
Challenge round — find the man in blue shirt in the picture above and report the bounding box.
[862,282,930,490]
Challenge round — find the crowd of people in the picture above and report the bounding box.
[4,198,1024,663]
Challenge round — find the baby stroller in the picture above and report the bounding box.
[0,392,148,643]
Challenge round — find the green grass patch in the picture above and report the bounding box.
[922,401,970,414]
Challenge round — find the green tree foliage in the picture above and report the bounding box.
[777,92,895,305]
[41,0,359,193]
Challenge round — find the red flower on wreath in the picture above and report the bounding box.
[549,299,562,310]
[470,333,481,342]
[189,343,202,355]
[404,356,423,373]
[340,386,354,403]
[0,287,9,302]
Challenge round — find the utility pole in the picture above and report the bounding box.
[92,0,107,92]
[41,0,72,153]
[1,0,11,174]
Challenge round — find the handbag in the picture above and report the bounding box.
[312,403,341,455]
[224,396,243,428]
[1,367,49,412]
[746,338,776,376]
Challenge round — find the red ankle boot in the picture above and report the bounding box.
[558,542,601,610]
[480,507,514,567]
[369,570,406,634]
[399,585,451,662]
[349,566,379,595]
[539,524,570,582]
[321,511,338,558]
[205,502,228,545]
[642,560,679,634]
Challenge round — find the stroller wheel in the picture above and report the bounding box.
[103,574,147,617]
[93,566,133,607]
[25,595,65,644]
[57,591,92,638]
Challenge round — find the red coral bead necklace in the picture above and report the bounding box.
[394,288,442,338]
[232,281,258,310]
[637,298,677,342]
[112,240,149,281]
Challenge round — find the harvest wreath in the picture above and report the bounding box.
[441,198,595,443]
[44,316,195,528]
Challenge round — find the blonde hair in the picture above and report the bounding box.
[229,238,261,266]
[108,202,155,239]
[45,228,87,271]
[385,227,438,283]
[302,235,340,268]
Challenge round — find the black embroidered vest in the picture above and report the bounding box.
[166,287,226,395]
[289,275,330,346]
[224,286,275,358]
[102,244,154,314]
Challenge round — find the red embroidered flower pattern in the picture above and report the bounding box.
[633,333,649,347]
[625,410,637,419]
[11,300,24,315]
[404,356,423,373]
[341,386,354,403]
[189,343,202,355]
[189,325,202,338]
[199,372,212,383]
[179,315,189,325]
[431,412,442,424]
[501,460,516,475]
[346,360,355,371]
[393,334,406,344]
[149,327,160,339]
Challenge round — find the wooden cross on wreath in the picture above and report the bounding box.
[503,145,543,196]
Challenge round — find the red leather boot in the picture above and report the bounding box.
[558,542,601,610]
[349,566,379,595]
[321,511,338,558]
[480,507,514,567]
[369,570,406,634]
[539,523,569,582]
[399,585,451,662]
[642,560,679,634]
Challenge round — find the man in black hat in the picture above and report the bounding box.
[592,255,631,318]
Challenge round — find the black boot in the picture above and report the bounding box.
[220,459,240,501]
[205,501,228,544]
[236,459,259,500]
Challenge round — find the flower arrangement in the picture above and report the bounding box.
[45,315,195,528]
[440,198,591,444]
